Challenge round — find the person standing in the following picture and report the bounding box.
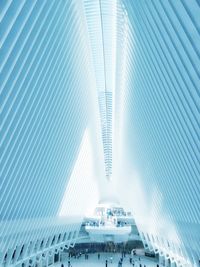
[105,259,108,267]
[98,253,100,260]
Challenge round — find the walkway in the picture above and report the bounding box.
[57,253,158,267]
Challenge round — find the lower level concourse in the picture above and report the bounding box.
[57,252,158,267]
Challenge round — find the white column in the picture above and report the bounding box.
[165,258,170,267]
[5,248,13,266]
[159,254,165,266]
[170,261,176,267]
[58,251,61,263]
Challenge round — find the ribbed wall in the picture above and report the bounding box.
[0,1,199,267]
[0,0,100,264]
[118,0,200,266]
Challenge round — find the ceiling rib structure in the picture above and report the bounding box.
[0,1,199,267]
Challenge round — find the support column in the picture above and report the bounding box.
[0,252,4,267]
[22,244,29,259]
[165,258,170,267]
[58,251,61,263]
[159,254,165,266]
[5,248,13,266]
[49,251,54,266]
[37,259,42,267]
[193,253,200,267]
[13,246,23,264]
[24,258,30,267]
[171,261,176,267]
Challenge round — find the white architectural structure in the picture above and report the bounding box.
[84,202,133,243]
[0,1,199,267]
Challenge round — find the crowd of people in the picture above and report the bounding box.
[59,251,158,267]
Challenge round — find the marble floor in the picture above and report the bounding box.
[57,253,158,267]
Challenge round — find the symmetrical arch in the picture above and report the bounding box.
[0,1,199,267]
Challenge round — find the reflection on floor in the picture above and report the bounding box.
[57,253,158,267]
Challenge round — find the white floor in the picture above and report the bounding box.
[57,253,158,267]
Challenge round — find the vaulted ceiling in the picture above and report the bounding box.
[0,1,199,266]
